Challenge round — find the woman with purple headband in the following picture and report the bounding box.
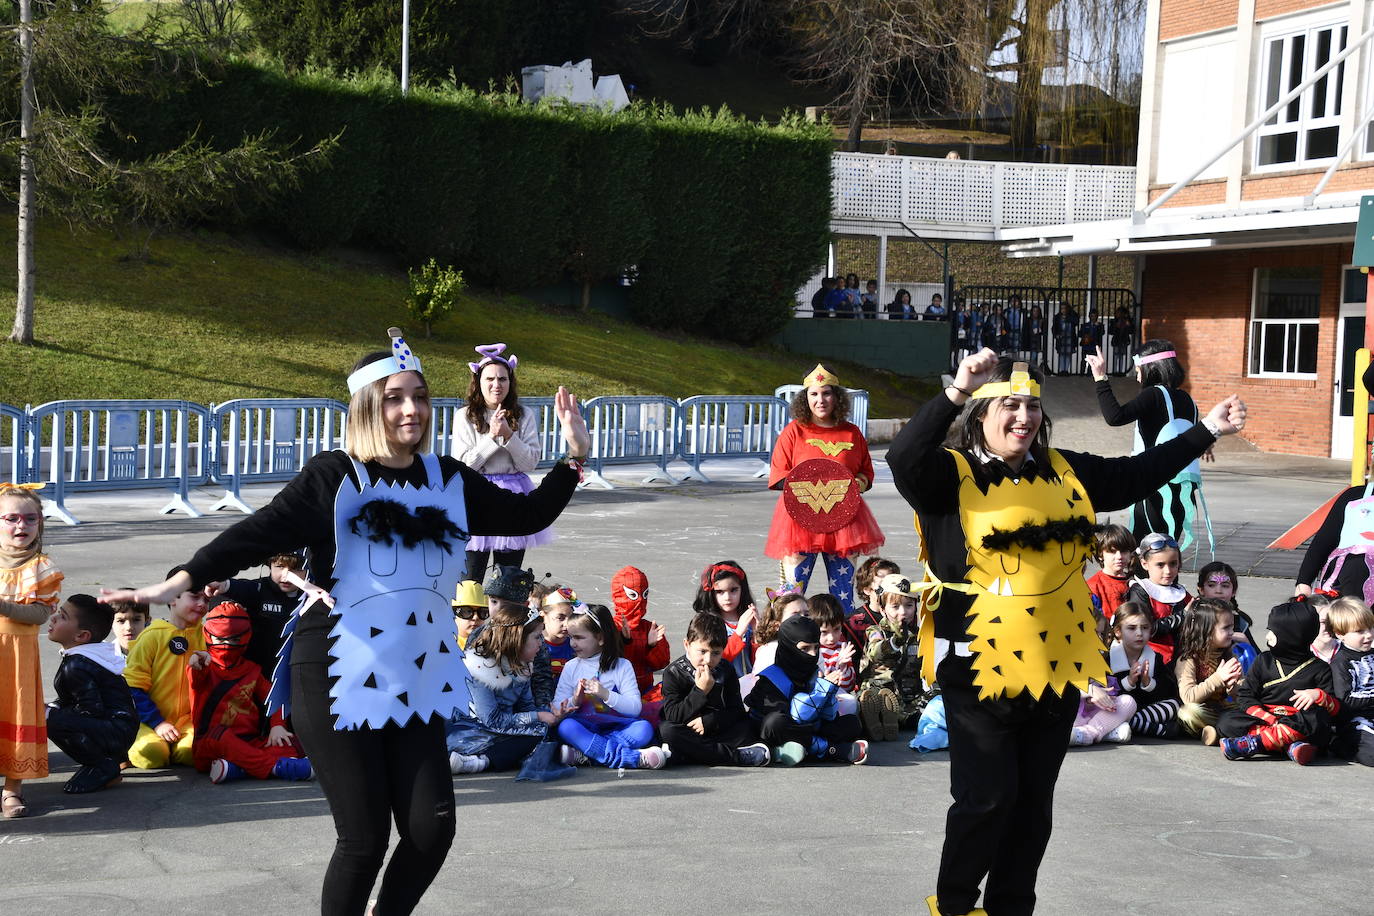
[1087,338,1213,554]
[454,343,556,581]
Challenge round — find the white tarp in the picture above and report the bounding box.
[521,59,629,111]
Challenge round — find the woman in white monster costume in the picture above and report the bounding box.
[103,328,589,916]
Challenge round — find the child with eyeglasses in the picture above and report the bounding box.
[1124,532,1192,665]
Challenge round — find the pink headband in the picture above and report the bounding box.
[1133,350,1176,367]
[469,343,518,375]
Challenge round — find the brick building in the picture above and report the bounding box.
[1002,0,1374,459]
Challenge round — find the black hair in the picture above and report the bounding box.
[66,593,113,642]
[684,612,728,649]
[571,603,623,674]
[953,358,1053,461]
[890,288,911,306]
[691,561,759,620]
[1135,338,1185,388]
[1197,561,1239,595]
[807,593,845,629]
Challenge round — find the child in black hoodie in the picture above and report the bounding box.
[1217,599,1340,765]
[745,615,867,766]
[1326,597,1374,766]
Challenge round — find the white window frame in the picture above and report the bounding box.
[1253,18,1349,171]
[1248,267,1321,379]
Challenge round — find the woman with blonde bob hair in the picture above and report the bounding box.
[103,328,590,915]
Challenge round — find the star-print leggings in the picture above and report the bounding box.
[291,660,455,916]
[783,552,857,612]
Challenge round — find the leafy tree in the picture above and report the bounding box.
[405,258,465,337]
[0,2,332,344]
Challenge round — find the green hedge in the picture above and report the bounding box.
[119,62,832,342]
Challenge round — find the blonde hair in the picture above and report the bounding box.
[343,354,432,463]
[1327,597,1374,637]
[0,485,43,554]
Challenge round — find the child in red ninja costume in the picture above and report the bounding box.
[611,566,670,724]
[188,602,313,783]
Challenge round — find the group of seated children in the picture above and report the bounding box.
[1086,524,1374,766]
[444,556,947,774]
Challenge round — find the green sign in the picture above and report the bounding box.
[1355,195,1374,267]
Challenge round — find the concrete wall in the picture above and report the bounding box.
[774,318,949,379]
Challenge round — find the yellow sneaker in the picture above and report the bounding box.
[924,895,988,916]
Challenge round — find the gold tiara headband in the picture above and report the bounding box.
[969,362,1040,400]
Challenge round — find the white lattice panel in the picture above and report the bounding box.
[830,153,1135,232]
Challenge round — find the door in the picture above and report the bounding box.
[1331,267,1368,459]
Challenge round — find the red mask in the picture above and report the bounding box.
[611,566,649,629]
[203,601,252,670]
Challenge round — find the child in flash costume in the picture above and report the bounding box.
[887,362,1222,916]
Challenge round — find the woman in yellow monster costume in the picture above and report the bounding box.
[887,349,1246,916]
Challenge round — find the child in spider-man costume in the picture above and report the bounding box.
[188,602,313,783]
[611,566,670,722]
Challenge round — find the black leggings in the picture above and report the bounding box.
[291,661,455,916]
[464,548,526,582]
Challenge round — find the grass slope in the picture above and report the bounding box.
[0,220,931,416]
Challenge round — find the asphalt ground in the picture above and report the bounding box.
[1,382,1364,916]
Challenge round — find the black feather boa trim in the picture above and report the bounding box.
[349,499,469,553]
[980,517,1101,553]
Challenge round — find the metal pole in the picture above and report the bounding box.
[401,0,410,96]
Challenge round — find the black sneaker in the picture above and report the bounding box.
[734,743,771,767]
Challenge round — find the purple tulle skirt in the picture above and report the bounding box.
[467,472,557,552]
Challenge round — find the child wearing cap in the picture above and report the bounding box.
[857,573,922,741]
[452,580,489,651]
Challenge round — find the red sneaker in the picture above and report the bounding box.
[1287,741,1316,765]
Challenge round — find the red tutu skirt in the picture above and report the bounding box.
[764,494,885,559]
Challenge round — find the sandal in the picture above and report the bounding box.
[2,791,26,818]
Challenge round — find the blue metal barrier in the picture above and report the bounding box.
[431,397,561,469]
[773,384,870,436]
[1,403,25,486]
[581,396,682,489]
[208,399,349,513]
[27,400,212,525]
[676,395,790,482]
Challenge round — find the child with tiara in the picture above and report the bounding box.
[536,583,580,684]
[554,604,669,770]
[692,561,759,676]
[0,483,63,817]
[765,364,884,612]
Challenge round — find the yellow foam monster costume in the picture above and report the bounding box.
[917,449,1109,701]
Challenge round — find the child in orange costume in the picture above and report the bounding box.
[188,601,312,783]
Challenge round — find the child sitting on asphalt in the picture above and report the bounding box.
[107,594,150,659]
[745,615,867,766]
[486,566,555,706]
[536,583,579,684]
[848,556,900,642]
[1218,599,1340,765]
[123,567,207,769]
[659,613,768,766]
[1085,524,1135,644]
[451,580,489,651]
[1174,598,1242,745]
[1108,601,1180,738]
[812,594,857,694]
[1326,597,1374,766]
[610,566,669,717]
[187,601,312,783]
[749,589,809,673]
[1125,533,1192,665]
[45,594,137,794]
[858,573,922,741]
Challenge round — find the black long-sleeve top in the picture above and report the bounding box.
[184,451,577,667]
[1330,643,1374,722]
[1296,485,1366,592]
[885,392,1215,687]
[659,655,746,734]
[52,655,137,723]
[1095,381,1198,449]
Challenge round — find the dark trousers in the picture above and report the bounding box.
[46,708,137,768]
[758,710,862,748]
[482,734,542,771]
[464,548,525,582]
[291,661,455,916]
[660,718,758,765]
[937,683,1079,916]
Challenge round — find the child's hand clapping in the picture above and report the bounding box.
[648,623,665,646]
[1127,658,1151,688]
[537,699,573,725]
[837,641,856,668]
[579,678,607,702]
[738,603,758,633]
[1217,656,1243,689]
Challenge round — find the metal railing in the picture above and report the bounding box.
[772,385,869,436]
[208,398,348,513]
[676,396,791,481]
[0,403,26,487]
[949,286,1140,376]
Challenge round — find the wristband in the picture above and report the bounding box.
[559,454,586,483]
[947,385,973,398]
[1201,417,1222,439]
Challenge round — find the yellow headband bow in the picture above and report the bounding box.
[969,363,1040,400]
[0,482,44,492]
[803,363,840,388]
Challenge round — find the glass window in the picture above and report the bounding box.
[1249,267,1321,376]
[1256,22,1347,168]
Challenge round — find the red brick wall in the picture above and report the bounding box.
[1142,243,1350,456]
[1160,0,1239,40]
[1255,0,1338,21]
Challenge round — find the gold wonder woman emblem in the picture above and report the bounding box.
[788,478,852,513]
[805,438,855,457]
